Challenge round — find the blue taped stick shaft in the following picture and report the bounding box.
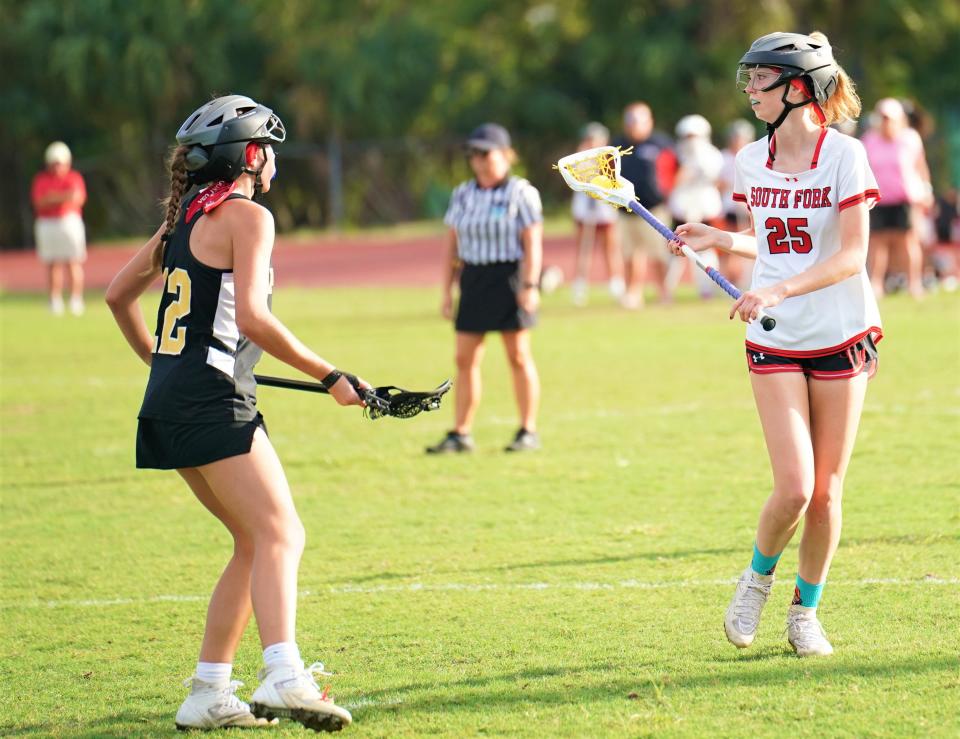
[627,200,677,242]
[627,200,740,299]
[625,199,775,330]
[703,266,742,301]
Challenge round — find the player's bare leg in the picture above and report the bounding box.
[726,372,813,647]
[196,430,303,646]
[198,430,351,730]
[172,466,274,730]
[788,374,868,656]
[178,468,255,663]
[751,372,816,554]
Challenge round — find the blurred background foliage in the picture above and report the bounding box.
[3,0,959,245]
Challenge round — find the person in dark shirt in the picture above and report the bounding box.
[611,102,678,308]
[106,95,361,731]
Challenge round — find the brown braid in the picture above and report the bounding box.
[149,145,191,273]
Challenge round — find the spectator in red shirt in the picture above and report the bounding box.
[31,142,87,315]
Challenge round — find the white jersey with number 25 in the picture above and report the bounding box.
[733,127,882,356]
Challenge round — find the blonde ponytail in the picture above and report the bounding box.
[809,31,862,126]
[819,67,861,126]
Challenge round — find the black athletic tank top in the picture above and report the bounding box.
[138,188,269,423]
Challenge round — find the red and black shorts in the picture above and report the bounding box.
[746,335,879,380]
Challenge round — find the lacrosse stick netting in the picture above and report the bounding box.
[556,146,638,209]
[555,146,775,330]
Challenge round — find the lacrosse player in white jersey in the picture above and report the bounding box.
[670,32,882,657]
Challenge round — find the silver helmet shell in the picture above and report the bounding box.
[176,95,286,184]
[738,32,839,105]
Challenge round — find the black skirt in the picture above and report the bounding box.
[455,261,537,333]
[136,413,267,470]
[869,203,911,231]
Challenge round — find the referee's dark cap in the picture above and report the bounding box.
[466,123,512,151]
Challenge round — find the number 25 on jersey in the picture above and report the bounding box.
[765,216,812,255]
[155,267,192,355]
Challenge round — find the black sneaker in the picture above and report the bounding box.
[425,431,475,454]
[504,428,540,452]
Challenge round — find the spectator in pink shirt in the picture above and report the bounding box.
[861,98,933,299]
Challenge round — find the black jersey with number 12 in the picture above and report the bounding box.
[138,188,269,424]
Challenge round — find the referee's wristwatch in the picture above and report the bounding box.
[320,369,343,389]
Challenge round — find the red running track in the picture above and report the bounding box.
[0,233,597,291]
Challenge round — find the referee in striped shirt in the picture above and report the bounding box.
[426,123,544,453]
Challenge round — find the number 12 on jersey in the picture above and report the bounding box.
[155,267,192,355]
[765,216,812,255]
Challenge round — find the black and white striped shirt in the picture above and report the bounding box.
[444,176,543,265]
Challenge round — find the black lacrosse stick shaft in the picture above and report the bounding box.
[253,374,450,420]
[254,375,331,394]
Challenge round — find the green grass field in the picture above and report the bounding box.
[2,283,958,738]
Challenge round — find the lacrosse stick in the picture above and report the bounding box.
[555,146,775,331]
[255,374,452,420]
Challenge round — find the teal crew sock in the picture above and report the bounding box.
[792,575,825,608]
[750,542,782,576]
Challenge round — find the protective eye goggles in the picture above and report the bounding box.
[736,65,787,93]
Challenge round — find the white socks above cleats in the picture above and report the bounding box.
[195,661,232,684]
[263,641,303,671]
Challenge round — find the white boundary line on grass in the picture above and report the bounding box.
[3,576,957,610]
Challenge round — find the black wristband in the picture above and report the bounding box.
[320,369,343,390]
[342,372,362,392]
[522,281,539,289]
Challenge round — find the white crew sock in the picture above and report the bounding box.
[263,641,302,671]
[195,661,232,684]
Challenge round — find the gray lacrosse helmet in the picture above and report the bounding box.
[176,94,286,185]
[737,32,839,105]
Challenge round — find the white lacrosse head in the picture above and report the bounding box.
[555,145,636,209]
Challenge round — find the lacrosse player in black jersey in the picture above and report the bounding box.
[106,95,361,732]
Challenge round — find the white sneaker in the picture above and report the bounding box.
[250,662,352,732]
[175,677,276,731]
[608,276,625,300]
[69,296,85,316]
[786,605,834,657]
[50,296,65,316]
[724,568,774,648]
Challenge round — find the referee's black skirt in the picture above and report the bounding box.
[455,261,537,333]
[136,413,267,470]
